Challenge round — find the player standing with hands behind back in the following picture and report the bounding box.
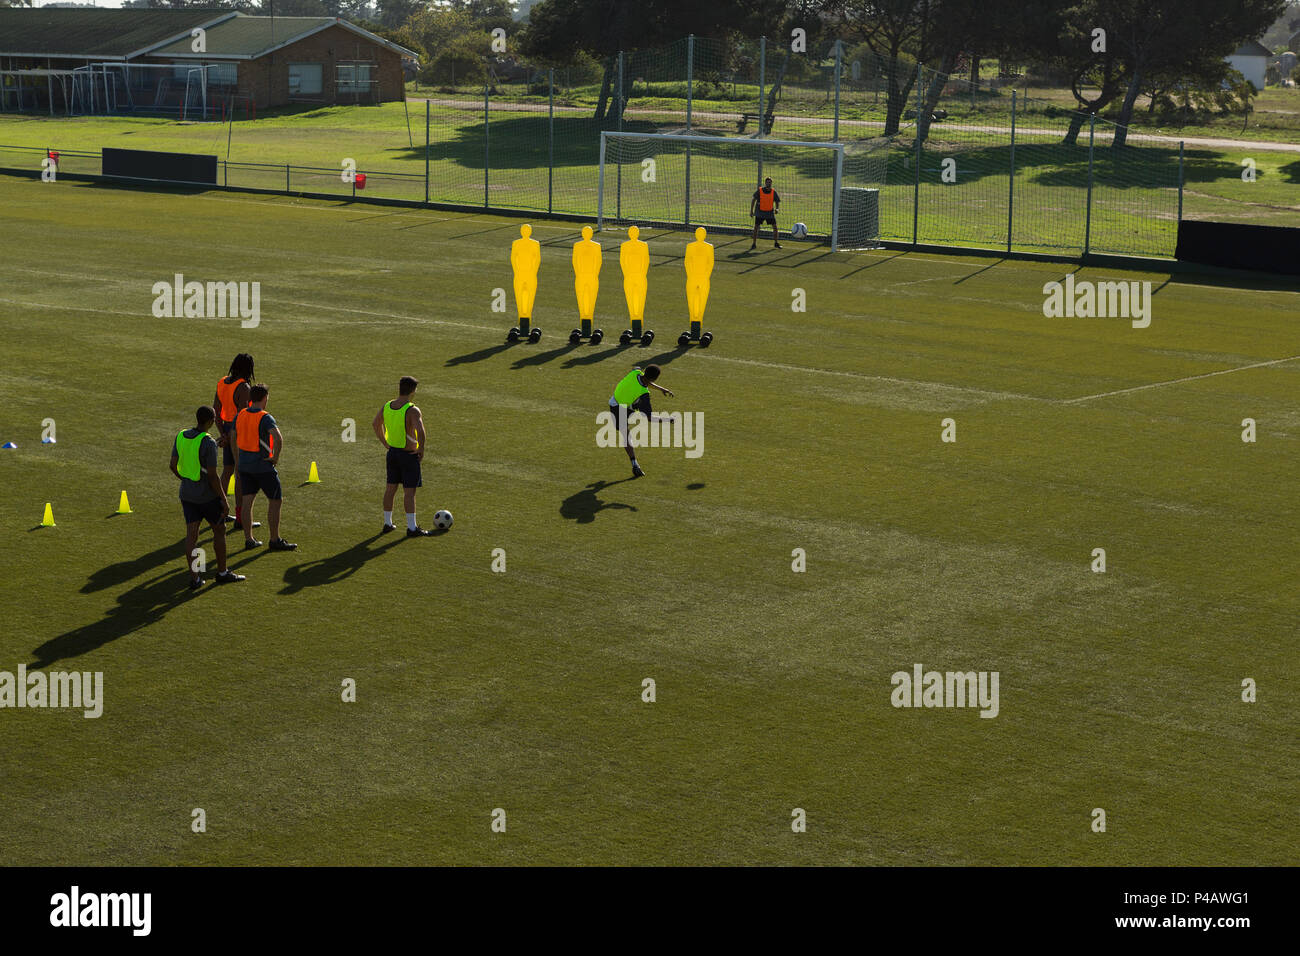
[373,376,434,537]
[750,177,781,250]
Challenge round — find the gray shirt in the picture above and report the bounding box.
[173,430,218,503]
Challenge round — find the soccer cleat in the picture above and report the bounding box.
[214,570,246,584]
[406,527,434,537]
[189,577,205,591]
[381,523,398,534]
[230,519,261,531]
[632,464,645,479]
[269,538,297,551]
[749,242,756,250]
[244,537,263,550]
[774,242,782,248]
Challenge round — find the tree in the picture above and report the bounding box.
[520,0,788,123]
[1055,0,1285,148]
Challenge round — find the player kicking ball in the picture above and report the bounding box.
[372,375,435,537]
[608,365,675,479]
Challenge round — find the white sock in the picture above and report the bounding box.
[406,513,417,531]
[631,458,640,468]
[383,510,393,526]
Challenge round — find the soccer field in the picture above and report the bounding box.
[0,173,1296,866]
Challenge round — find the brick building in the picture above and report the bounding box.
[0,8,418,115]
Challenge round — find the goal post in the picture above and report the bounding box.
[598,131,874,251]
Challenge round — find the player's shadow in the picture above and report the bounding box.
[560,479,638,524]
[511,342,581,368]
[31,571,199,670]
[445,342,512,366]
[80,538,186,594]
[278,532,403,595]
[560,345,627,369]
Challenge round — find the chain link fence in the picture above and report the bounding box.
[1,35,1234,260]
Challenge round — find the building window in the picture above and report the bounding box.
[288,63,323,95]
[338,63,373,93]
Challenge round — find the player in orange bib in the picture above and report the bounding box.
[749,177,782,250]
[213,353,258,532]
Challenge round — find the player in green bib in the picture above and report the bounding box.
[607,364,675,478]
[371,375,434,537]
[169,405,245,590]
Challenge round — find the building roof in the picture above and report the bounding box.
[0,9,418,62]
[1230,39,1273,58]
[0,8,234,60]
[138,13,419,61]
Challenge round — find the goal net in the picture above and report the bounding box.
[597,131,885,251]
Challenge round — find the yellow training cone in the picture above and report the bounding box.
[227,474,235,495]
[41,502,55,527]
[307,461,320,483]
[117,490,132,514]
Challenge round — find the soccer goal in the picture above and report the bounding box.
[597,131,883,251]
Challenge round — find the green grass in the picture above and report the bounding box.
[1,104,1295,259]
[1,173,1297,865]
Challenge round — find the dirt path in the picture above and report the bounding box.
[409,96,1300,153]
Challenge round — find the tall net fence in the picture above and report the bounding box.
[6,33,1278,259]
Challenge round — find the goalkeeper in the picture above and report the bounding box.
[749,177,782,249]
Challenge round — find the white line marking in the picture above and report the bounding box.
[1063,355,1300,404]
[697,353,1046,402]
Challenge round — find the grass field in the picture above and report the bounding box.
[1,104,1295,260]
[0,172,1297,866]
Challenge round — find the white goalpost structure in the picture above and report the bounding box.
[68,63,223,119]
[598,130,858,251]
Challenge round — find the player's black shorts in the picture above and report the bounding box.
[755,210,777,225]
[608,394,652,430]
[182,498,225,525]
[386,447,422,488]
[239,469,282,500]
[219,421,236,466]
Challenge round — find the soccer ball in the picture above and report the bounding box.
[432,510,453,530]
[790,222,809,239]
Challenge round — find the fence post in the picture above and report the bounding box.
[1007,89,1016,254]
[597,132,606,231]
[548,67,554,215]
[1084,112,1095,257]
[833,39,842,142]
[831,144,843,252]
[912,62,922,246]
[1177,140,1184,224]
[758,36,766,184]
[686,34,694,226]
[286,163,290,194]
[616,51,623,221]
[424,99,430,205]
[483,83,490,209]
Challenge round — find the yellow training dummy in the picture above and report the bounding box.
[620,225,650,340]
[510,224,541,337]
[572,225,602,336]
[684,227,714,341]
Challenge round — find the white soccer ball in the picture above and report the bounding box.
[432,510,453,530]
[790,222,809,239]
